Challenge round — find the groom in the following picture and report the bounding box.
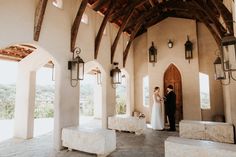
[164,85,176,131]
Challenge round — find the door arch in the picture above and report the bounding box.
[164,64,183,124]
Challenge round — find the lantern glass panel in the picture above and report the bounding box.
[215,64,225,80]
[113,69,121,84]
[71,61,78,80]
[78,62,84,80]
[185,50,192,59]
[149,52,156,62]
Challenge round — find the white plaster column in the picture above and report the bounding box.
[94,84,102,119]
[105,74,116,128]
[14,70,36,139]
[53,67,80,150]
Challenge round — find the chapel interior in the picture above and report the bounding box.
[0,0,236,157]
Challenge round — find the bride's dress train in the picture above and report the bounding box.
[151,94,164,130]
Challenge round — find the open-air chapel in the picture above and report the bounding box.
[0,0,236,156]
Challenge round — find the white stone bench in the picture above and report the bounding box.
[108,115,146,135]
[165,137,236,157]
[180,120,234,144]
[61,127,116,157]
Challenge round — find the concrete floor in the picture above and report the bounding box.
[0,128,178,157]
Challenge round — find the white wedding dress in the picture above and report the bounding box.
[151,94,164,130]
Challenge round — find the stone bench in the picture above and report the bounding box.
[61,127,116,157]
[179,120,234,144]
[165,137,236,157]
[108,115,146,135]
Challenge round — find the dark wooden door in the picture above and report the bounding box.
[164,64,183,124]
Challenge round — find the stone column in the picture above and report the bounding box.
[14,70,36,139]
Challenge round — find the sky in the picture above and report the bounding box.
[0,60,54,85]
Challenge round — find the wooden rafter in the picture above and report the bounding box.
[34,0,48,41]
[110,0,149,23]
[210,0,234,35]
[91,0,109,11]
[71,0,88,51]
[123,22,143,67]
[192,0,226,38]
[111,9,134,63]
[94,2,114,59]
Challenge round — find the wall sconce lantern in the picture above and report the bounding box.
[185,36,193,63]
[149,42,157,63]
[68,47,84,87]
[221,34,236,72]
[110,62,121,86]
[214,56,226,80]
[92,67,102,85]
[168,40,173,48]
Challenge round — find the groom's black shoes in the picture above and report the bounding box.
[167,128,176,132]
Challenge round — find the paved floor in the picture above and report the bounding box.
[0,128,178,157]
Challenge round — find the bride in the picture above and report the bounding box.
[151,86,164,130]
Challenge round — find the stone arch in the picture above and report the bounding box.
[118,69,132,116]
[13,43,61,142]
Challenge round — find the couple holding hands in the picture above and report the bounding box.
[151,85,176,131]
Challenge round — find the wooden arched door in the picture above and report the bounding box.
[164,64,183,124]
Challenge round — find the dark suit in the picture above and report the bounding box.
[165,91,176,130]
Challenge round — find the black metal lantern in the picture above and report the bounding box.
[185,36,193,63]
[168,40,173,48]
[149,42,157,63]
[93,68,102,85]
[214,56,226,80]
[68,47,84,87]
[221,34,236,71]
[110,62,121,85]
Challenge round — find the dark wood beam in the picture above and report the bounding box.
[192,0,226,38]
[210,0,234,35]
[91,0,109,11]
[123,22,143,67]
[95,2,114,59]
[110,0,149,23]
[111,9,135,63]
[149,0,155,7]
[34,0,48,41]
[71,0,88,51]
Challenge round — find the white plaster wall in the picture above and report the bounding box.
[0,0,135,149]
[197,23,224,121]
[133,33,149,118]
[134,18,201,122]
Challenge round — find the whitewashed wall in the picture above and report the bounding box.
[0,0,134,150]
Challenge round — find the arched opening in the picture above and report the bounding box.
[79,61,106,129]
[115,69,131,116]
[0,44,58,141]
[0,60,17,142]
[33,63,55,137]
[163,64,183,124]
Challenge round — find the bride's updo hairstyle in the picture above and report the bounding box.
[154,86,159,92]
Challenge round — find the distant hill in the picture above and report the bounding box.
[0,84,55,119]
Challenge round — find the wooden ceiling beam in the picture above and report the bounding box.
[91,0,109,11]
[111,9,135,63]
[34,0,48,41]
[123,22,143,67]
[110,0,149,23]
[192,0,226,38]
[210,0,234,35]
[95,2,114,59]
[149,0,155,7]
[71,0,88,51]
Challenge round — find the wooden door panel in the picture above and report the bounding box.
[164,64,183,124]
